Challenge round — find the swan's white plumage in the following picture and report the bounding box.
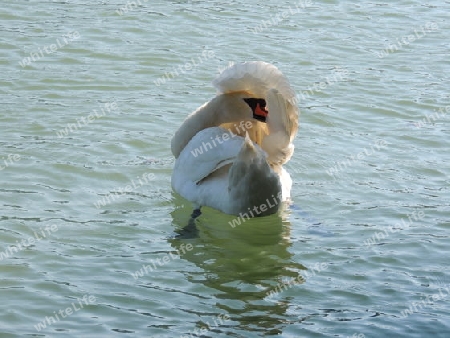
[213,61,296,105]
[171,61,299,216]
[172,127,281,215]
[172,127,243,186]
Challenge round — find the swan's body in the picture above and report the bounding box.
[171,61,299,216]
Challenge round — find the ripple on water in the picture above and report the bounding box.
[1,0,450,337]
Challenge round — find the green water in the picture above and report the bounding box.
[1,1,449,337]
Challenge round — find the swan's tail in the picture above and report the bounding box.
[213,61,297,105]
[228,133,282,216]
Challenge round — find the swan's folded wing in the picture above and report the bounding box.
[172,127,245,185]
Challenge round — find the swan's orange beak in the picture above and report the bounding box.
[243,98,268,122]
[254,103,268,122]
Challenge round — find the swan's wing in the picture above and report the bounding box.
[172,127,245,185]
[265,88,298,141]
[262,89,298,165]
[213,61,296,105]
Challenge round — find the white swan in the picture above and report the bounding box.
[171,61,299,217]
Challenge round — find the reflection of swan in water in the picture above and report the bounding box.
[169,195,306,336]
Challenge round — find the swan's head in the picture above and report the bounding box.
[243,98,268,123]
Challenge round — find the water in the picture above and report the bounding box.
[1,1,449,337]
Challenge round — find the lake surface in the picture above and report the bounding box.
[1,1,449,337]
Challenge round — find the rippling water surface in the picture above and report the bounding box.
[1,1,449,337]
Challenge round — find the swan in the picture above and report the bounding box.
[171,61,298,217]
